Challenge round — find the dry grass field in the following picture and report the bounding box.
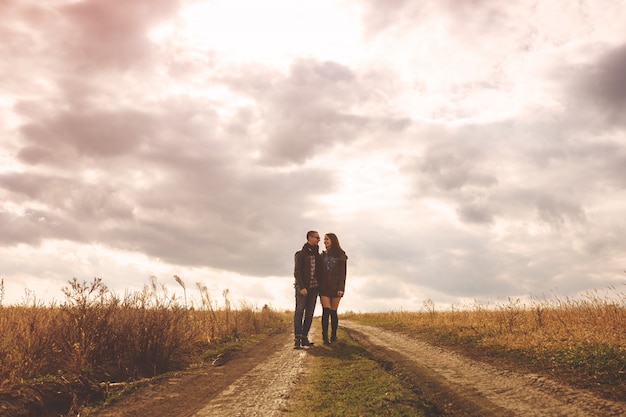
[0,277,287,390]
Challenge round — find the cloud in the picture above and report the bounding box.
[576,42,626,126]
[60,0,183,70]
[360,0,508,38]
[5,102,336,274]
[1,0,625,311]
[415,141,498,192]
[227,59,383,165]
[18,108,152,162]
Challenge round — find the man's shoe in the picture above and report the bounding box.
[323,339,331,345]
[301,337,314,347]
[294,336,302,349]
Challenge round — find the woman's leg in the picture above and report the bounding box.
[329,297,341,342]
[320,295,331,343]
[320,295,331,309]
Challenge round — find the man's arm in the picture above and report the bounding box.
[294,251,307,294]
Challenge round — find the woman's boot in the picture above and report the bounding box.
[321,307,330,344]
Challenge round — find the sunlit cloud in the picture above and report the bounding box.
[177,0,363,65]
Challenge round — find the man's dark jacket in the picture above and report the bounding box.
[293,243,324,292]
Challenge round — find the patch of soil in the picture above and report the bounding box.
[0,376,103,417]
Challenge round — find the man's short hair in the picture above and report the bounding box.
[306,230,318,239]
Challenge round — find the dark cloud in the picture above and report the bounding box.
[0,173,127,216]
[60,0,182,70]
[535,194,586,229]
[573,42,626,127]
[0,0,183,89]
[524,128,626,190]
[586,44,626,108]
[1,151,335,278]
[18,108,153,161]
[219,58,410,165]
[582,226,626,257]
[98,166,335,276]
[417,149,497,191]
[407,129,498,193]
[0,171,133,245]
[457,202,494,224]
[0,206,83,247]
[0,210,47,246]
[257,59,369,165]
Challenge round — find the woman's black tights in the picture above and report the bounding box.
[321,307,330,342]
[329,309,338,341]
[322,307,339,342]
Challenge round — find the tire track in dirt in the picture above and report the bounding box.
[343,320,626,417]
[192,332,307,417]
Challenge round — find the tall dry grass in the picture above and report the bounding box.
[345,287,626,400]
[0,277,287,389]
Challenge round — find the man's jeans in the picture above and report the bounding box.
[294,288,318,338]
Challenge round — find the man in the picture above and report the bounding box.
[293,230,323,348]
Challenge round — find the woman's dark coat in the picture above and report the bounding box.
[320,250,347,296]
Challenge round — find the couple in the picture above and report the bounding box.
[293,230,348,349]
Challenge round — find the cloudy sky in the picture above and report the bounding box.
[1,0,625,311]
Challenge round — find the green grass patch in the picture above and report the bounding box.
[288,329,429,417]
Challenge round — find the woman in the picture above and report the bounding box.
[319,233,348,345]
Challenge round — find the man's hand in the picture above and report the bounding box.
[337,291,344,297]
[299,288,308,296]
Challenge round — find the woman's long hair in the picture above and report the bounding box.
[325,233,345,257]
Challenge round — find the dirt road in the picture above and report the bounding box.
[342,321,626,417]
[90,321,626,417]
[90,325,307,417]
[191,337,306,416]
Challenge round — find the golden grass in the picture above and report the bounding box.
[0,277,287,388]
[344,287,626,401]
